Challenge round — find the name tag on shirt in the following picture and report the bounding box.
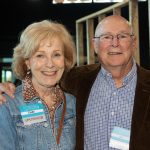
[109,126,130,150]
[19,102,47,125]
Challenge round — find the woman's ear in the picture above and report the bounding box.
[25,59,30,70]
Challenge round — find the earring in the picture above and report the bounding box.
[27,69,31,75]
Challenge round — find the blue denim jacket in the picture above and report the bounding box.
[0,85,76,150]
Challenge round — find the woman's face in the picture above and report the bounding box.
[25,37,65,89]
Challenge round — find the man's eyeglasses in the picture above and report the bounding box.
[94,33,134,43]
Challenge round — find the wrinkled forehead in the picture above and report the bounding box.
[95,17,132,36]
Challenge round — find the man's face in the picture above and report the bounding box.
[94,17,136,71]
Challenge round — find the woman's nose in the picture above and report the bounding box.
[46,58,54,68]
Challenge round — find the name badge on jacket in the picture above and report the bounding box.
[19,102,47,125]
[109,126,130,150]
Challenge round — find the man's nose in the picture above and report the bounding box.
[111,36,119,47]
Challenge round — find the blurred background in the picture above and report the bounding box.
[0,0,149,83]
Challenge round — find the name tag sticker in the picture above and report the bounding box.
[109,126,130,150]
[19,102,47,125]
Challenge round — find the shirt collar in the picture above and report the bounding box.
[100,59,137,86]
[22,74,39,101]
[122,59,137,86]
[22,74,64,105]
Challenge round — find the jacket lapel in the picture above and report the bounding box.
[130,66,150,150]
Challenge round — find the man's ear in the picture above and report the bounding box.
[132,36,137,53]
[92,38,98,54]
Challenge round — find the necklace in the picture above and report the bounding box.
[41,85,64,130]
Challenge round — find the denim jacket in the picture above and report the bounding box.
[0,85,76,150]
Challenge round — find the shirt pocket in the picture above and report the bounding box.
[12,114,50,149]
[63,114,76,133]
[55,113,76,133]
[55,114,76,149]
[13,114,48,128]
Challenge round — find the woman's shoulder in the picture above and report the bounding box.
[64,92,76,115]
[64,92,75,100]
[4,84,23,100]
[64,92,76,105]
[15,84,22,94]
[3,84,24,108]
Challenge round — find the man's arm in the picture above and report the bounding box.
[0,82,16,104]
[61,66,81,96]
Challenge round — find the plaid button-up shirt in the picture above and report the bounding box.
[84,61,137,150]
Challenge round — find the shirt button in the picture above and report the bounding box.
[111,112,115,116]
[113,92,116,95]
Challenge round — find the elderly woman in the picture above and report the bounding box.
[0,20,76,150]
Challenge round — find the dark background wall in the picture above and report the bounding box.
[0,0,149,69]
